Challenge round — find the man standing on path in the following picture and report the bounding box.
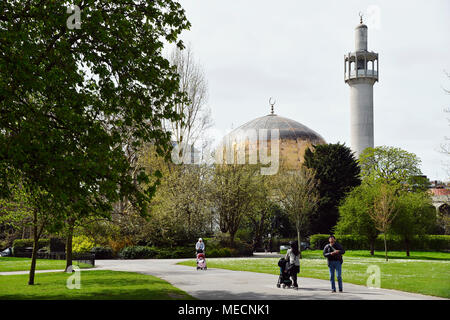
[323,235,345,293]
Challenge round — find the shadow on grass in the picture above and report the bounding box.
[1,288,194,300]
[0,270,195,300]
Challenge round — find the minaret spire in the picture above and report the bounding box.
[344,15,379,158]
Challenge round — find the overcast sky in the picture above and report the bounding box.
[175,0,450,181]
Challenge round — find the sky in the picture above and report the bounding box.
[175,0,450,181]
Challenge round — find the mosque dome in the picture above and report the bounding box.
[220,109,326,170]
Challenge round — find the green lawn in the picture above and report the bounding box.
[280,250,450,260]
[0,257,92,272]
[178,250,450,298]
[0,270,195,300]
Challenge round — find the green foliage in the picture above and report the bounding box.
[211,164,263,244]
[1,1,191,284]
[118,246,195,259]
[12,239,49,251]
[90,246,114,259]
[392,191,437,240]
[309,234,331,250]
[72,235,96,254]
[274,166,319,250]
[335,182,379,245]
[304,143,361,234]
[196,235,253,257]
[118,246,158,259]
[358,146,422,185]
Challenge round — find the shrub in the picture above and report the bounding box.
[90,246,114,259]
[72,235,96,253]
[0,240,9,250]
[12,239,49,251]
[118,246,158,259]
[108,238,134,255]
[309,234,330,250]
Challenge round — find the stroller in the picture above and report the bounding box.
[276,258,292,288]
[196,249,207,270]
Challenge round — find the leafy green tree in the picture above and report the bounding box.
[392,191,436,256]
[358,146,422,186]
[275,166,319,258]
[335,183,379,255]
[369,183,398,261]
[244,178,275,252]
[304,143,361,234]
[211,164,262,246]
[0,1,190,284]
[269,203,296,239]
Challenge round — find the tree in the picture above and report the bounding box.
[369,183,398,261]
[275,166,319,258]
[0,1,190,284]
[244,177,274,252]
[440,71,450,176]
[392,191,436,256]
[269,204,296,239]
[304,143,361,234]
[335,183,379,255]
[437,203,450,235]
[167,44,213,158]
[358,146,422,186]
[211,164,261,246]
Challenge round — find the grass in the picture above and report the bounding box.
[0,270,195,300]
[279,250,450,260]
[178,250,450,298]
[0,257,92,272]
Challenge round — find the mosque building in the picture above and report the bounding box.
[220,16,378,168]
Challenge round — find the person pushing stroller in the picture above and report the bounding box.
[196,238,205,254]
[195,238,207,270]
[284,240,300,289]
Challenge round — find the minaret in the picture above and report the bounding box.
[344,14,378,158]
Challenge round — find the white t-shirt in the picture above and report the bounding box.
[285,248,300,266]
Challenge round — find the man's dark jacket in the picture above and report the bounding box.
[323,242,345,265]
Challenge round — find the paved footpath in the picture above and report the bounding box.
[94,257,446,300]
[1,256,446,300]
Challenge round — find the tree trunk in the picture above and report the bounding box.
[297,229,302,259]
[28,211,39,285]
[65,220,75,272]
[405,237,410,257]
[369,240,375,256]
[384,233,388,262]
[229,231,236,247]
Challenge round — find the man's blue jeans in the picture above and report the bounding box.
[328,260,343,291]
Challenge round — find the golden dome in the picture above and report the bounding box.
[220,113,326,170]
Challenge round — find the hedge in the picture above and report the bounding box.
[12,239,50,251]
[203,236,253,257]
[309,234,450,251]
[90,246,114,259]
[118,246,195,259]
[118,244,253,259]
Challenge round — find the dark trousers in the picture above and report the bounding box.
[290,265,300,286]
[328,260,343,291]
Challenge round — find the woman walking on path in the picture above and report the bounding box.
[285,240,300,288]
[323,235,345,293]
[195,238,205,253]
